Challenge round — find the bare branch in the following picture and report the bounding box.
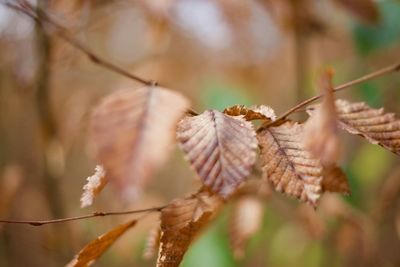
[0,205,166,226]
[269,62,400,126]
[5,0,154,86]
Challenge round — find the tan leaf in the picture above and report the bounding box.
[177,110,258,198]
[89,86,190,198]
[322,166,350,195]
[66,220,137,267]
[157,190,222,267]
[143,222,161,260]
[336,99,400,155]
[333,0,379,24]
[80,165,108,208]
[304,70,341,166]
[257,122,323,206]
[229,196,264,259]
[223,105,276,121]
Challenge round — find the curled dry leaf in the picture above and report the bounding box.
[89,86,190,198]
[257,122,323,206]
[322,166,350,195]
[80,165,107,208]
[66,220,137,267]
[177,110,258,198]
[304,69,341,167]
[143,222,161,260]
[333,0,379,24]
[336,99,400,155]
[223,105,276,121]
[229,196,264,259]
[157,190,222,267]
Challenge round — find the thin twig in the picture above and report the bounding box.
[5,1,154,86]
[0,205,166,226]
[269,62,400,126]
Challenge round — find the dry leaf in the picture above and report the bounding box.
[89,86,190,198]
[333,0,379,24]
[177,110,258,198]
[157,190,222,267]
[304,70,341,166]
[66,220,137,267]
[229,196,264,259]
[223,105,276,121]
[143,222,161,260]
[80,165,107,208]
[322,166,350,195]
[257,122,323,206]
[336,99,400,155]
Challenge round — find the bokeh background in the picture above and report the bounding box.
[0,0,400,266]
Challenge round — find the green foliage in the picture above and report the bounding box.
[352,0,400,55]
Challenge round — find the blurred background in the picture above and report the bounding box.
[0,0,400,266]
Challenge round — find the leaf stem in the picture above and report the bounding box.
[270,62,400,126]
[0,205,166,226]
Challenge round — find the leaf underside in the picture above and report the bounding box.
[336,99,400,155]
[89,86,190,197]
[223,104,276,121]
[67,220,137,267]
[177,110,258,198]
[157,190,222,267]
[257,122,323,206]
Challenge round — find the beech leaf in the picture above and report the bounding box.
[229,196,264,259]
[143,222,161,260]
[157,190,222,267]
[322,166,350,195]
[304,70,341,166]
[80,165,107,208]
[66,220,137,267]
[336,99,400,155]
[177,110,258,198]
[223,105,276,121]
[257,122,323,206]
[89,86,190,198]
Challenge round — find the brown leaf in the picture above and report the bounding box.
[80,165,108,208]
[66,220,137,267]
[305,70,341,166]
[333,0,379,24]
[223,105,276,121]
[257,122,323,206]
[335,99,400,155]
[322,166,350,195]
[89,86,190,198]
[177,110,258,198]
[157,190,222,267]
[229,196,264,259]
[143,222,161,260]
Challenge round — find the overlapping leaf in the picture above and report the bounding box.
[257,122,323,206]
[143,222,161,260]
[322,166,350,195]
[89,86,190,197]
[229,196,264,259]
[177,110,258,198]
[157,190,222,267]
[336,99,400,155]
[223,105,276,121]
[304,70,341,166]
[66,220,137,267]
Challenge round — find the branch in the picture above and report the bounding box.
[0,205,166,226]
[270,62,400,126]
[5,0,155,86]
